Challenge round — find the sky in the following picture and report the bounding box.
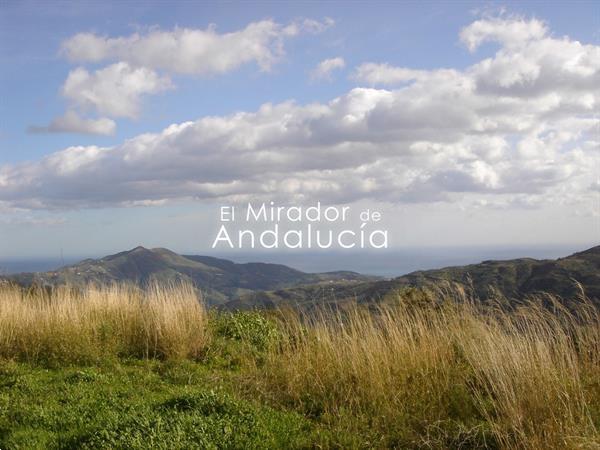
[0,0,598,263]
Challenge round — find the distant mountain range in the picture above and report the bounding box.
[2,246,376,306]
[3,245,599,307]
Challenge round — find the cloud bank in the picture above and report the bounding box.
[61,19,333,75]
[6,16,599,213]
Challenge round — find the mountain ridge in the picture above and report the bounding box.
[2,245,599,307]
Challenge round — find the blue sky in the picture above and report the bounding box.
[0,1,598,261]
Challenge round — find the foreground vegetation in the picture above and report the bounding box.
[0,283,598,449]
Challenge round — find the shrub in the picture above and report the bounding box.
[212,311,280,352]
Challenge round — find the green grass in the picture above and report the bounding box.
[0,308,355,449]
[0,360,316,450]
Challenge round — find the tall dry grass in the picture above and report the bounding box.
[253,288,600,449]
[0,282,597,448]
[0,282,207,363]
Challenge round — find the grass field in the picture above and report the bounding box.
[0,283,598,449]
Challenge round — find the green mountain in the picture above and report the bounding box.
[226,245,600,309]
[392,246,600,299]
[4,246,376,306]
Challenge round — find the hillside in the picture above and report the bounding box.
[4,247,376,305]
[227,245,600,308]
[392,245,600,300]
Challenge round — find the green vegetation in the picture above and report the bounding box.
[0,284,598,449]
[0,361,314,449]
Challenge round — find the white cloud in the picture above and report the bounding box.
[61,63,172,118]
[353,63,428,85]
[300,17,335,34]
[359,15,599,98]
[467,30,600,97]
[28,110,116,136]
[459,16,548,52]
[310,57,345,81]
[4,16,599,213]
[61,19,333,75]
